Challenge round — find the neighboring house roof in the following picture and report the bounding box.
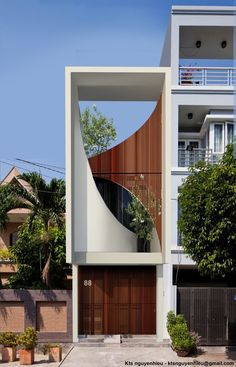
[1,167,31,222]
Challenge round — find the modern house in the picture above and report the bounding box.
[66,6,236,344]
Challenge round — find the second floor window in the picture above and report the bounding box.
[9,231,18,246]
[214,124,223,153]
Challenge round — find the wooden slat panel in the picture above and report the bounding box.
[142,304,156,334]
[192,288,208,345]
[130,304,142,334]
[79,266,156,335]
[178,287,236,346]
[226,289,236,345]
[93,305,103,335]
[208,289,226,345]
[119,304,129,334]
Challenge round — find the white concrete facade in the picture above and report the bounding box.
[66,67,171,341]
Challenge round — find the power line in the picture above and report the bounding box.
[0,160,55,180]
[16,160,65,171]
[16,158,65,175]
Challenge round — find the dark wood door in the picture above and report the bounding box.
[178,287,236,345]
[79,266,156,335]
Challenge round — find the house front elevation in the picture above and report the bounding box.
[66,67,171,341]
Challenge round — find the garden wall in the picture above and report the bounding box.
[0,289,72,342]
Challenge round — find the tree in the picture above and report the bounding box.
[80,105,117,157]
[0,172,65,287]
[8,219,66,289]
[178,144,236,278]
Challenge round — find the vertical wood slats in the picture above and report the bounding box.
[178,288,236,346]
[79,267,156,335]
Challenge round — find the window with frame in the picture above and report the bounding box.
[9,231,18,246]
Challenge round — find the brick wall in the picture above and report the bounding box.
[0,301,24,332]
[0,290,72,342]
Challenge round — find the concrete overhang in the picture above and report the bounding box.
[66,67,169,101]
[200,112,236,137]
[172,6,236,15]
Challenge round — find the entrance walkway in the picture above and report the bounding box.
[59,346,236,367]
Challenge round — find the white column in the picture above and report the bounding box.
[162,264,173,340]
[156,265,163,341]
[72,264,79,342]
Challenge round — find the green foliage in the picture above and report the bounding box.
[40,344,61,355]
[0,249,15,261]
[0,332,17,347]
[178,144,236,278]
[126,195,154,241]
[17,327,37,350]
[8,219,67,289]
[166,311,198,353]
[80,105,117,157]
[0,172,67,287]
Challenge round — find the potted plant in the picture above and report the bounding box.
[0,331,17,362]
[126,194,154,252]
[17,327,37,365]
[48,344,62,362]
[167,311,199,357]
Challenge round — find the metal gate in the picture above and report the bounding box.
[177,287,236,345]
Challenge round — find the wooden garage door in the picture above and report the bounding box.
[79,266,156,335]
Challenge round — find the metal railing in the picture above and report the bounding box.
[178,148,222,167]
[179,67,236,86]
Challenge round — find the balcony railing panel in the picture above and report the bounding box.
[179,67,236,86]
[178,148,218,167]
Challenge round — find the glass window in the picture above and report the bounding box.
[214,124,223,153]
[177,197,182,246]
[178,141,185,149]
[227,123,234,145]
[10,231,18,246]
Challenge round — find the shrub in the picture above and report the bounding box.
[17,327,37,350]
[0,332,17,347]
[166,311,198,354]
[0,249,15,261]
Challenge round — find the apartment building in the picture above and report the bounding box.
[66,6,236,345]
[160,6,235,346]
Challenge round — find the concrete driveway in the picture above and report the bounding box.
[59,346,236,367]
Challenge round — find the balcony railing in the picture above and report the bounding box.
[178,148,222,167]
[179,67,236,86]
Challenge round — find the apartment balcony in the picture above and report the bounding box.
[179,67,236,86]
[178,148,222,167]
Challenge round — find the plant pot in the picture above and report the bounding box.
[48,346,62,362]
[2,346,17,362]
[137,238,151,252]
[19,349,34,365]
[176,350,190,357]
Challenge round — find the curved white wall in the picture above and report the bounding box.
[76,101,137,252]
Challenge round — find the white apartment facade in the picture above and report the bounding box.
[160,6,236,346]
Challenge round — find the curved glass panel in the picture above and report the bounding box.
[94,177,135,233]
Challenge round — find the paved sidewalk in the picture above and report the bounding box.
[0,352,67,367]
[59,346,236,367]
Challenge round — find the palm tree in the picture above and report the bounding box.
[0,172,65,286]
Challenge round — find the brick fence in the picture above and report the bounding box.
[0,289,72,342]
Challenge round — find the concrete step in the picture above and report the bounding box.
[76,343,107,347]
[121,336,169,347]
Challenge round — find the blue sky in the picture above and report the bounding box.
[0,0,234,180]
